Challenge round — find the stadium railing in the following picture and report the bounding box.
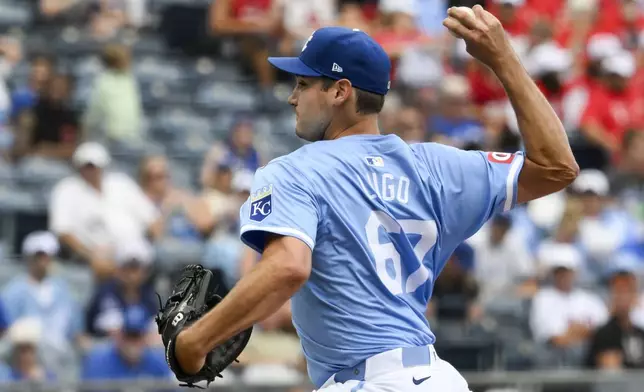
[3,370,644,392]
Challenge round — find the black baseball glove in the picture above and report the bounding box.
[155,264,253,388]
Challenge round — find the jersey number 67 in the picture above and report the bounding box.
[365,211,438,296]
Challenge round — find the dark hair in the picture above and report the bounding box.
[101,44,131,71]
[320,77,385,115]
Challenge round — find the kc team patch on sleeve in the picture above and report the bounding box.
[250,185,273,222]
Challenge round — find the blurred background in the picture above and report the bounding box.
[0,0,643,391]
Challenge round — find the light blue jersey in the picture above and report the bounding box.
[239,134,524,388]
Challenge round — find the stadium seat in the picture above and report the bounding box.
[155,239,205,273]
[71,77,95,109]
[0,2,31,28]
[435,337,498,372]
[72,55,102,80]
[134,56,183,84]
[0,189,42,213]
[0,261,23,287]
[130,33,167,56]
[0,163,14,185]
[195,82,257,111]
[14,159,73,203]
[55,263,94,306]
[167,160,194,190]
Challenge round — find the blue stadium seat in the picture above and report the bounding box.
[0,163,14,185]
[167,160,194,190]
[134,57,183,83]
[199,60,247,83]
[15,158,73,188]
[155,239,205,273]
[71,77,94,109]
[0,188,40,213]
[53,28,104,56]
[0,261,24,287]
[56,263,94,306]
[210,112,238,138]
[131,34,167,56]
[151,108,212,140]
[195,82,257,111]
[0,2,31,28]
[73,56,102,80]
[271,112,297,135]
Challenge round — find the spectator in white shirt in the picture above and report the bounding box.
[49,142,162,279]
[468,214,537,306]
[530,242,608,367]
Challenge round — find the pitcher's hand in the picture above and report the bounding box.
[443,5,517,72]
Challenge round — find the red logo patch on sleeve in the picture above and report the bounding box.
[487,152,515,164]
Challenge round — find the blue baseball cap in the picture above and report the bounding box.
[122,305,150,336]
[268,26,391,96]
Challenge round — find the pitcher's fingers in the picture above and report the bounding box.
[447,7,487,32]
[443,17,474,41]
[473,4,497,25]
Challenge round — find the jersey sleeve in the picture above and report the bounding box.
[239,160,319,253]
[412,143,525,247]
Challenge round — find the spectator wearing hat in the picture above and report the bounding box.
[506,43,573,135]
[0,318,55,382]
[200,117,262,190]
[82,306,171,382]
[468,214,537,307]
[559,33,621,143]
[530,242,608,367]
[138,155,214,242]
[85,239,158,341]
[1,231,83,381]
[587,261,644,369]
[49,142,162,278]
[580,51,644,165]
[571,170,641,276]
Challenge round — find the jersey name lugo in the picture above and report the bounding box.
[357,172,410,204]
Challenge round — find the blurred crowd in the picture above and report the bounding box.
[0,0,642,390]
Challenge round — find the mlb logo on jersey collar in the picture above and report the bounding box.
[365,156,384,167]
[250,185,273,222]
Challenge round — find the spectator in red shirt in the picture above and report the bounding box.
[580,51,641,168]
[373,1,433,84]
[525,0,563,21]
[507,42,571,134]
[594,0,644,48]
[562,34,624,134]
[210,0,282,108]
[489,0,533,39]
